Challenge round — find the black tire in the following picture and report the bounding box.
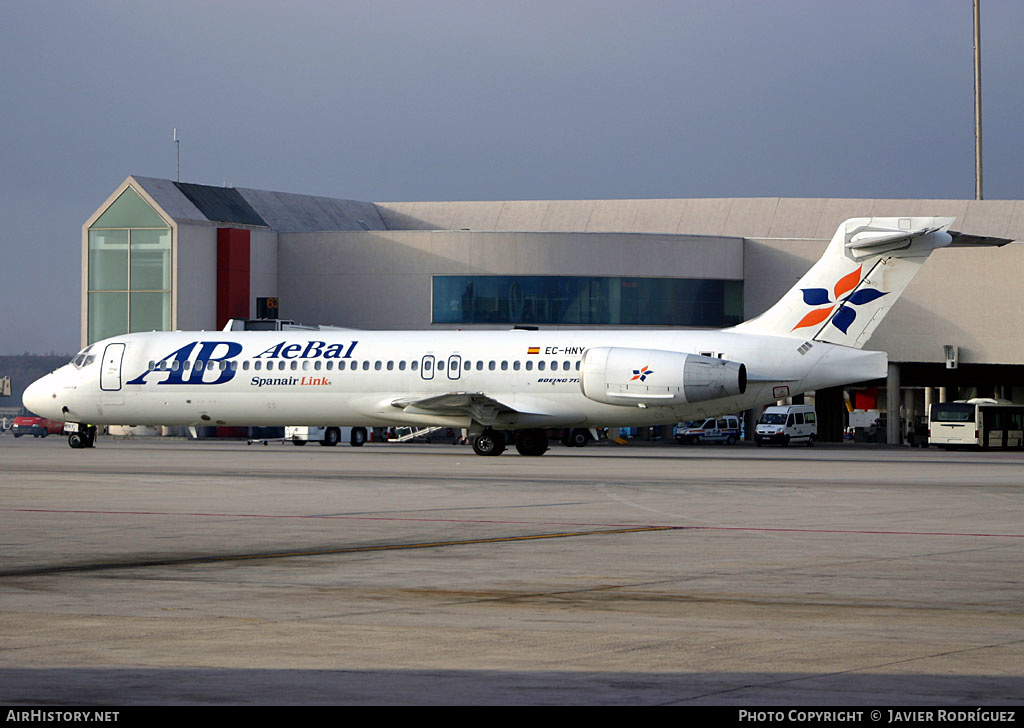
[320,428,341,447]
[726,435,737,446]
[472,430,505,456]
[68,433,84,449]
[350,427,367,447]
[515,429,549,456]
[806,435,815,447]
[292,440,307,446]
[569,428,590,447]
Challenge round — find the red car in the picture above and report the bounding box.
[11,408,64,438]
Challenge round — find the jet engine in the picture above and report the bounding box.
[580,347,746,407]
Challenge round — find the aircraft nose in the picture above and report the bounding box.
[23,375,58,419]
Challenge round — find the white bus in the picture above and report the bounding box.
[928,399,1024,450]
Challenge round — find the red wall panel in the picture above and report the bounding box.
[216,228,250,330]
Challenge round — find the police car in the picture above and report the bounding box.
[674,415,742,445]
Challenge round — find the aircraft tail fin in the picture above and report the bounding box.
[732,217,955,349]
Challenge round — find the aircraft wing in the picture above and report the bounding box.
[390,392,553,427]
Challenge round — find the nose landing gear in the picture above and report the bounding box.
[67,424,97,449]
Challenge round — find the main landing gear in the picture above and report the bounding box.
[471,428,549,456]
[514,429,548,456]
[472,429,506,456]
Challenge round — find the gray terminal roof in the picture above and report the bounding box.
[131,176,387,232]
[129,176,1023,241]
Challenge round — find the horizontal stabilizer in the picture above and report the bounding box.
[947,231,1015,247]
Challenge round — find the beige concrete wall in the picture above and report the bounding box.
[278,231,743,330]
[249,229,278,318]
[375,197,1024,365]
[174,223,217,332]
[278,222,1024,365]
[376,197,1024,241]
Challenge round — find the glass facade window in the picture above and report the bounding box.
[87,292,128,344]
[432,275,743,327]
[130,229,171,290]
[87,187,171,344]
[129,292,171,333]
[88,230,129,290]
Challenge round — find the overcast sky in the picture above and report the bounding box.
[2,0,1022,354]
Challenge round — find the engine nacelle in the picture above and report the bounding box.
[580,347,746,407]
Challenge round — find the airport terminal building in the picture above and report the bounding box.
[82,175,1024,442]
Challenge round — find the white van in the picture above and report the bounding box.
[755,405,817,447]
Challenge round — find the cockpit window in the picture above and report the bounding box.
[71,345,96,368]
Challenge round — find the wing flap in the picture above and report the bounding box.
[391,391,552,426]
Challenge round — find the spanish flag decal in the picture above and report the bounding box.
[527,346,540,355]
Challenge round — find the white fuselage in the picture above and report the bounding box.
[24,328,887,430]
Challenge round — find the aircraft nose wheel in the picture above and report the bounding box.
[472,429,506,456]
[67,425,96,449]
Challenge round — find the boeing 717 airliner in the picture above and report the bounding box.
[22,217,988,455]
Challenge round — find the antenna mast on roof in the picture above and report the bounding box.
[973,0,983,200]
[173,128,181,182]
